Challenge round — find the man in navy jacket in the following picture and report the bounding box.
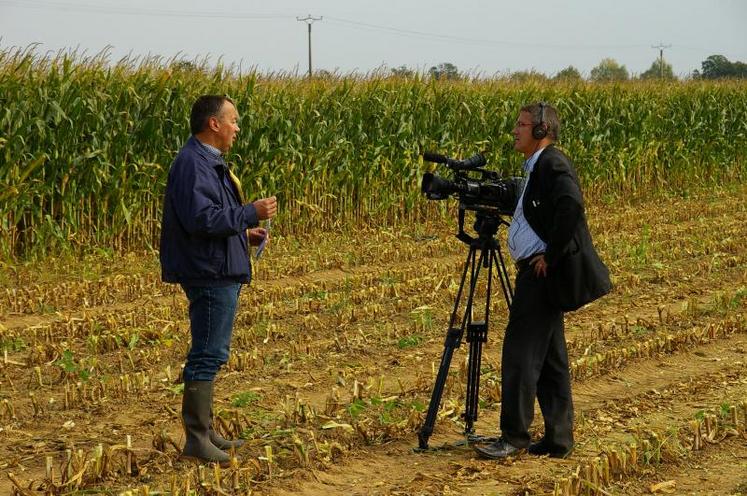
[474,102,610,460]
[160,95,277,465]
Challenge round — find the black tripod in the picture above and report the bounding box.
[418,207,513,450]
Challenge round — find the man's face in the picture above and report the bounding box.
[212,101,240,152]
[512,111,536,156]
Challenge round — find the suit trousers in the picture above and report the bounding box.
[500,266,574,452]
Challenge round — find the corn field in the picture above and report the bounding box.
[1,45,746,259]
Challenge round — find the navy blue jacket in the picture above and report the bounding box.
[160,136,258,286]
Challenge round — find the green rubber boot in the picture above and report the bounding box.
[181,381,230,466]
[209,409,245,451]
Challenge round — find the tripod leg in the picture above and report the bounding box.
[418,327,461,449]
[418,246,476,449]
[465,244,510,436]
[464,247,490,434]
[465,245,512,430]
[464,328,485,434]
[492,245,513,306]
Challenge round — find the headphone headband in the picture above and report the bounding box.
[532,102,548,140]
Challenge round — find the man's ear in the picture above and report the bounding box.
[207,116,220,132]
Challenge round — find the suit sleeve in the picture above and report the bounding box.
[544,163,584,267]
[169,157,258,237]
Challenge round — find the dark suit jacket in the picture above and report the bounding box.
[519,145,611,311]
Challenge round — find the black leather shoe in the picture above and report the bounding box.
[527,438,573,459]
[473,438,524,459]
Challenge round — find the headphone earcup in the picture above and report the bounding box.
[532,123,547,140]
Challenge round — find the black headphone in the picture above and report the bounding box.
[532,101,548,140]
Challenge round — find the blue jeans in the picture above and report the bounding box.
[181,284,242,381]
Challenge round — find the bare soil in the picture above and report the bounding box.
[1,185,745,495]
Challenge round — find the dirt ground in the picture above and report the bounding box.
[1,185,746,495]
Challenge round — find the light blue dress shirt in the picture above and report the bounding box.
[507,147,548,261]
[196,139,222,157]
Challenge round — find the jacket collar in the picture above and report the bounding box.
[524,146,547,174]
[187,136,226,170]
[528,144,556,173]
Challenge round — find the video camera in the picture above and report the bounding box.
[421,152,514,217]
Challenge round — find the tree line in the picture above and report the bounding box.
[389,54,747,81]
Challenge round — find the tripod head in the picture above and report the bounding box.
[455,204,510,246]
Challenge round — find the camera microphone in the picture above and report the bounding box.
[455,153,486,170]
[423,152,449,164]
[423,152,486,170]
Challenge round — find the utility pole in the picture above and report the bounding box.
[651,42,672,79]
[297,14,322,78]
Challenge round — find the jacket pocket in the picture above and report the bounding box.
[188,237,224,276]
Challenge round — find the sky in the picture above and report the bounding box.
[1,0,745,78]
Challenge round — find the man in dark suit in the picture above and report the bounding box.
[474,102,610,460]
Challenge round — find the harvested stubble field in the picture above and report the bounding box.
[1,185,746,496]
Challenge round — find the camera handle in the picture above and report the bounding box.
[417,211,513,450]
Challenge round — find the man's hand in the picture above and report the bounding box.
[248,227,267,247]
[253,196,277,220]
[530,254,548,278]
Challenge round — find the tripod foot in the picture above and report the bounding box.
[413,433,500,453]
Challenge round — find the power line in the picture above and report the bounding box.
[324,16,651,51]
[0,0,293,20]
[3,2,649,51]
